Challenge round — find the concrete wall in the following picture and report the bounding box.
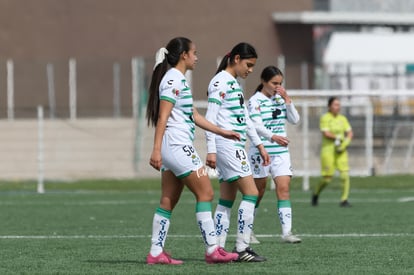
[1,116,410,181]
[0,0,314,118]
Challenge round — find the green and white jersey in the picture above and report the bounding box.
[159,68,195,144]
[206,70,261,151]
[248,92,299,155]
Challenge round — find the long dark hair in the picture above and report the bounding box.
[255,66,283,93]
[215,42,257,74]
[146,37,192,126]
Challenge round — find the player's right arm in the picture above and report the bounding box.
[320,114,336,140]
[150,100,173,171]
[204,78,224,168]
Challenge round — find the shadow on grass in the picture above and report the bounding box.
[85,257,205,265]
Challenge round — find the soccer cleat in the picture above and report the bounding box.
[233,247,266,262]
[311,194,319,206]
[281,232,302,243]
[250,231,260,244]
[340,200,352,207]
[205,246,239,264]
[146,251,183,265]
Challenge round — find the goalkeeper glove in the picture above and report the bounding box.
[337,137,351,153]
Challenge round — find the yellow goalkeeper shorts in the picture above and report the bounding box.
[320,149,349,176]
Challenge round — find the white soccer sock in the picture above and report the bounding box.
[149,208,171,257]
[214,203,232,248]
[278,200,292,236]
[235,199,256,252]
[196,211,218,255]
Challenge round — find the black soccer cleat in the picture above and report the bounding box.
[311,194,319,206]
[340,200,352,207]
[233,247,267,262]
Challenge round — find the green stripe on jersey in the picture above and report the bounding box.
[226,88,242,93]
[226,106,243,110]
[269,150,289,155]
[160,96,176,104]
[208,98,222,105]
[230,122,247,126]
[227,97,242,101]
[180,104,193,108]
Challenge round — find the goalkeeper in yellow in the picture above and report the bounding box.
[312,97,353,207]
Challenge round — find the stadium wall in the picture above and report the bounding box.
[0,0,314,118]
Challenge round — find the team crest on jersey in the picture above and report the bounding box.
[241,161,249,172]
[191,154,201,165]
[219,91,225,99]
[273,96,284,104]
[253,164,260,175]
[173,89,179,96]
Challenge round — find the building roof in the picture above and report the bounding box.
[272,11,414,26]
[323,32,414,64]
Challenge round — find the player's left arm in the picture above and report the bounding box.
[337,117,353,152]
[277,86,300,124]
[193,107,240,141]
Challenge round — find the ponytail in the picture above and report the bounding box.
[146,58,168,126]
[215,54,231,75]
[255,83,264,93]
[215,42,257,75]
[146,37,192,126]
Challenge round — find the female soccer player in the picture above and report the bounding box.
[205,42,270,262]
[247,66,301,244]
[312,96,353,207]
[146,37,240,265]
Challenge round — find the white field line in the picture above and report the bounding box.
[1,233,413,239]
[0,197,413,206]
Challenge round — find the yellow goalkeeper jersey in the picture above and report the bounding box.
[320,112,351,150]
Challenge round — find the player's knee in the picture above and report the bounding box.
[195,188,214,202]
[277,190,290,200]
[340,171,349,180]
[159,197,176,211]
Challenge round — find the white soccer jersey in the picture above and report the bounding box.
[159,68,195,144]
[248,92,299,155]
[206,70,261,151]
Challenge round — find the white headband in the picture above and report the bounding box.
[153,47,169,70]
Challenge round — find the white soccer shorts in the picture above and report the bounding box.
[248,149,293,179]
[161,132,203,178]
[215,142,252,183]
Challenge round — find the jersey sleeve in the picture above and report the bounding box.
[207,80,225,106]
[159,79,180,104]
[205,102,220,153]
[286,102,300,124]
[247,96,261,118]
[248,97,273,141]
[320,113,330,132]
[245,105,263,147]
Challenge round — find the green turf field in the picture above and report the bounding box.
[1,176,413,274]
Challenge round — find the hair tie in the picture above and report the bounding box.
[153,47,169,70]
[226,52,231,58]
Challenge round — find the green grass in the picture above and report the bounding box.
[0,176,413,274]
